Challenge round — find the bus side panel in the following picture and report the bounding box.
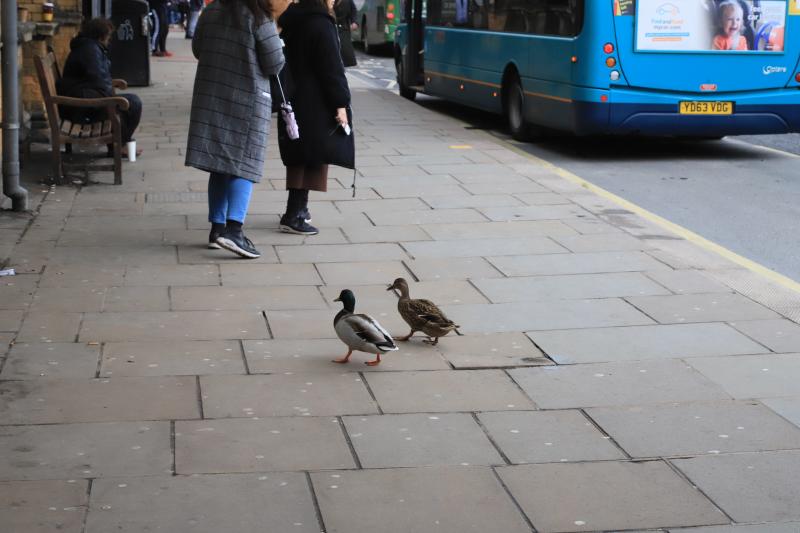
[424,28,524,113]
[522,35,576,130]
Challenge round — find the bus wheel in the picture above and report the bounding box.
[397,61,417,101]
[504,77,531,141]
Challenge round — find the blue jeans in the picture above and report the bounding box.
[208,173,253,225]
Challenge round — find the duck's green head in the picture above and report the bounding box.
[333,289,356,312]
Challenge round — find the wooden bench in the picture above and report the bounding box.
[34,52,130,185]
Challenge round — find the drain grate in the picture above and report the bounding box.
[145,192,206,203]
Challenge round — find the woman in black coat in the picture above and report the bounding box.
[277,0,352,235]
[334,0,358,67]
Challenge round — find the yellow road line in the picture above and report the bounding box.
[503,141,800,294]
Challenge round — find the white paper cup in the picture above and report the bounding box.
[126,141,136,162]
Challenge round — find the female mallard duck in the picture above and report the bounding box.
[332,289,398,366]
[387,278,460,346]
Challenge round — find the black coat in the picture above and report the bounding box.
[57,35,114,123]
[334,0,357,66]
[277,3,354,168]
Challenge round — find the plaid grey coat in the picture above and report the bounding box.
[185,1,284,182]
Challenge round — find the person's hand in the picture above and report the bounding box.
[336,107,348,127]
[350,22,358,31]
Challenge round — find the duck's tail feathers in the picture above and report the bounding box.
[376,341,399,352]
[455,328,464,336]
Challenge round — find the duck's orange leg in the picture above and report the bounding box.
[397,330,415,342]
[332,349,353,364]
[365,353,381,366]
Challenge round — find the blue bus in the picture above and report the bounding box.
[394,0,800,139]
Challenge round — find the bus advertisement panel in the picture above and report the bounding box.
[636,0,786,52]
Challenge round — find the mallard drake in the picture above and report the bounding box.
[387,278,460,346]
[332,289,398,366]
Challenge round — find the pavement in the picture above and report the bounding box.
[2,34,800,533]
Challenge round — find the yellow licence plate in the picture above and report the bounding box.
[679,101,733,115]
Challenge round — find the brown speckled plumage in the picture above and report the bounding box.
[387,278,460,345]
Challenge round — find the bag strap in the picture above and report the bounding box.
[274,72,288,105]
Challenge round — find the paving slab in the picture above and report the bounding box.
[489,251,669,276]
[311,466,531,533]
[474,272,670,303]
[367,208,488,226]
[588,401,800,458]
[443,299,653,334]
[687,354,800,399]
[422,220,577,240]
[123,264,220,286]
[645,269,733,295]
[103,286,170,312]
[373,183,468,198]
[170,285,326,311]
[514,192,572,205]
[85,473,320,533]
[340,224,432,243]
[79,311,268,341]
[509,360,731,409]
[463,181,548,194]
[176,417,355,474]
[316,261,410,285]
[0,276,36,310]
[38,265,125,288]
[669,523,800,533]
[405,257,503,280]
[335,198,429,213]
[276,243,408,263]
[728,319,800,353]
[0,421,171,480]
[49,245,179,266]
[219,263,321,286]
[200,373,378,418]
[477,410,625,464]
[672,450,800,523]
[436,332,551,368]
[762,398,800,429]
[530,323,767,364]
[343,413,502,468]
[422,194,524,208]
[28,288,105,313]
[0,310,24,331]
[478,204,589,221]
[1,342,99,379]
[551,232,650,253]
[626,293,780,324]
[16,312,82,342]
[0,479,87,533]
[497,461,727,532]
[402,237,566,258]
[177,244,279,264]
[364,370,535,413]
[101,340,244,376]
[0,376,199,424]
[244,338,450,372]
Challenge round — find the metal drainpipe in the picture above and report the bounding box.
[2,0,29,211]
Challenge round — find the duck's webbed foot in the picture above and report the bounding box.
[422,337,439,346]
[333,350,353,364]
[365,353,382,366]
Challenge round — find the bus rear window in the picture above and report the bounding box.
[635,0,787,53]
[427,0,584,36]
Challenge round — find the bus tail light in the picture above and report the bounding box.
[610,70,620,81]
[605,57,616,67]
[603,43,614,54]
[795,72,800,83]
[387,12,395,19]
[387,3,394,9]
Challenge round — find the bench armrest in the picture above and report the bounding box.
[51,95,130,111]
